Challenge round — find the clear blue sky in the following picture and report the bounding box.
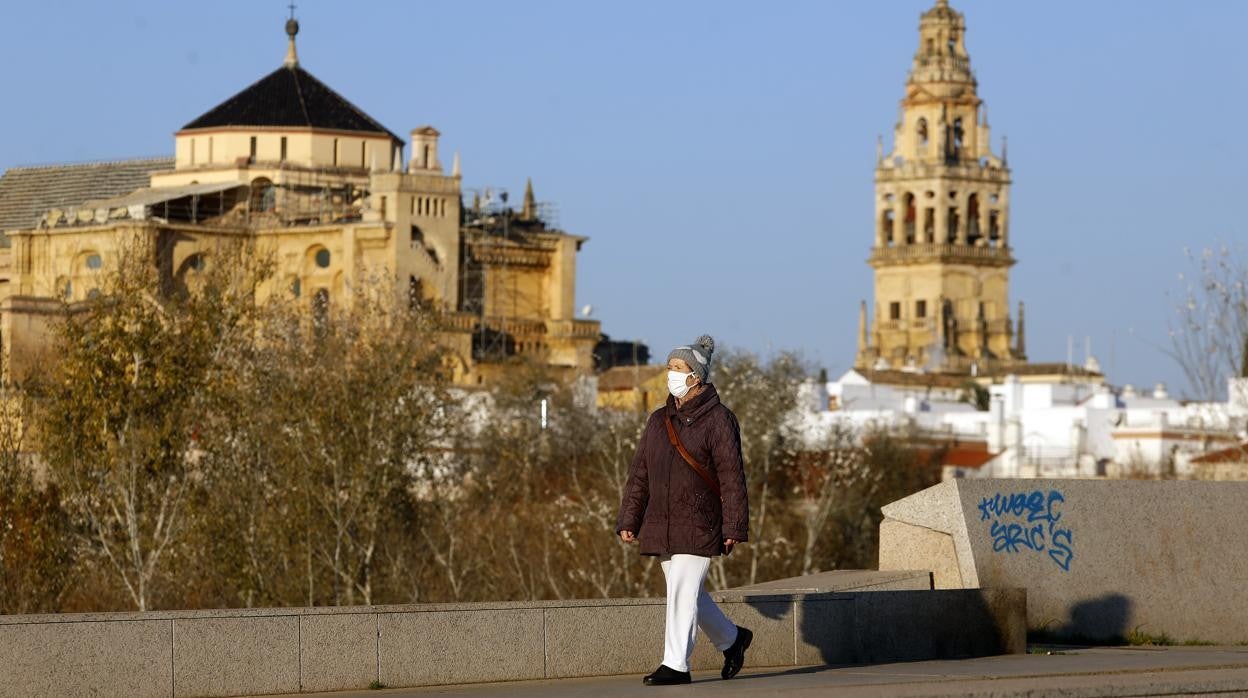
[2,1,1245,397]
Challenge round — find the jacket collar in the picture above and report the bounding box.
[666,383,720,424]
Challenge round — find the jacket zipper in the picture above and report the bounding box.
[665,436,672,552]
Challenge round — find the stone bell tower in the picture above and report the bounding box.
[856,0,1025,373]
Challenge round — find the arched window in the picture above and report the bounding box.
[250,178,276,213]
[951,118,965,159]
[903,193,916,244]
[69,251,105,301]
[916,118,929,149]
[967,193,980,242]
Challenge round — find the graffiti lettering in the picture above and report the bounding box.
[978,489,1074,572]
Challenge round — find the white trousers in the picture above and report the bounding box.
[659,554,739,672]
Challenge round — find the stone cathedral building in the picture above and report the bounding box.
[856,0,1027,375]
[0,19,600,384]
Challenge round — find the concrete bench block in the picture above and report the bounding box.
[795,597,857,665]
[880,479,1248,643]
[878,520,963,588]
[850,588,1026,662]
[689,599,795,670]
[723,569,933,595]
[378,608,544,687]
[0,618,172,698]
[173,614,299,697]
[299,612,378,692]
[544,601,665,678]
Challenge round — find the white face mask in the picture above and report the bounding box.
[667,370,696,399]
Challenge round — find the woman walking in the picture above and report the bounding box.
[616,335,752,686]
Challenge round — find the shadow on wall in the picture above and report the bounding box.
[1032,593,1133,645]
[746,590,1016,666]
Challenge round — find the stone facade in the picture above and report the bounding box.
[858,0,1024,374]
[0,22,599,385]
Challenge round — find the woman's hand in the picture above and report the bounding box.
[724,538,740,555]
[619,530,636,543]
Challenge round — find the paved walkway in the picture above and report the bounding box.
[278,645,1248,697]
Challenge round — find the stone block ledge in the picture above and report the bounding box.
[0,571,1024,698]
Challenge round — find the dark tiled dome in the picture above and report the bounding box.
[182,65,401,143]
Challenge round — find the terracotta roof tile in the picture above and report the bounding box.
[1191,443,1248,465]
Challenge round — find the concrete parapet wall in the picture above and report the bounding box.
[879,479,1248,643]
[0,571,1022,697]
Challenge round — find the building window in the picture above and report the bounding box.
[916,300,927,318]
[314,248,331,268]
[361,141,367,168]
[411,224,423,244]
[249,136,257,162]
[251,177,275,213]
[889,302,901,320]
[86,254,103,270]
[333,138,339,167]
[380,196,387,217]
[280,136,288,162]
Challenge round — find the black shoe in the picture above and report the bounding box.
[643,664,692,686]
[721,626,753,679]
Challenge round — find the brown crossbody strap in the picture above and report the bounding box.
[664,413,722,498]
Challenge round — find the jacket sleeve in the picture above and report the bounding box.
[615,419,651,535]
[712,409,750,541]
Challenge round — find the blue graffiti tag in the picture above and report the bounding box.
[977,489,1074,571]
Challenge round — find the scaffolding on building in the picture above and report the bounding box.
[458,185,561,363]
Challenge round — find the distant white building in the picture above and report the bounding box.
[796,365,1248,480]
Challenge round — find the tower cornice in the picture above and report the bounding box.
[875,161,1010,185]
[867,243,1015,269]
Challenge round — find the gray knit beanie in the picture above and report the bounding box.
[667,335,715,383]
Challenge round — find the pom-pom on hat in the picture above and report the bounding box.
[667,335,716,383]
